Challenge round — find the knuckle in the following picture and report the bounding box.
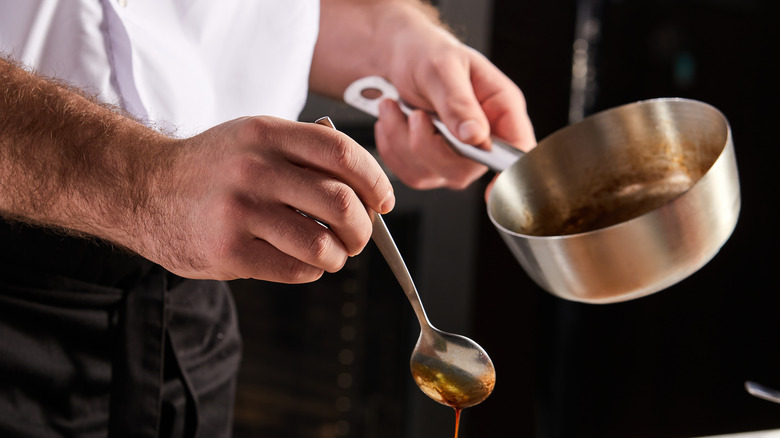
[421,53,454,77]
[329,183,354,219]
[239,116,272,142]
[306,231,332,262]
[282,259,323,284]
[326,134,357,171]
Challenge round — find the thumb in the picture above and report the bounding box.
[432,84,491,147]
[411,60,491,147]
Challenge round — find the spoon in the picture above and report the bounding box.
[370,211,496,408]
[314,116,496,409]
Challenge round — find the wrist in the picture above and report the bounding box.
[373,1,458,66]
[0,56,181,255]
[311,0,458,98]
[95,127,182,256]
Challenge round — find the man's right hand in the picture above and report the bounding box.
[149,116,395,282]
[1,56,394,283]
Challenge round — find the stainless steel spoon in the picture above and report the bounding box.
[370,211,496,409]
[314,116,496,409]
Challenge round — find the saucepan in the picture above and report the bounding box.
[344,76,740,304]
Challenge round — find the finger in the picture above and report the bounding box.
[278,120,395,214]
[471,60,537,152]
[375,100,446,189]
[405,109,488,190]
[270,163,373,257]
[224,237,326,284]
[248,204,350,273]
[412,52,491,146]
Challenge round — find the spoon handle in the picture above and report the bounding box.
[369,211,431,328]
[313,116,430,328]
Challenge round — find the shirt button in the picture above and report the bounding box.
[117,0,127,7]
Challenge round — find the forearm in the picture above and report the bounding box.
[1,55,396,281]
[311,0,456,99]
[0,56,177,247]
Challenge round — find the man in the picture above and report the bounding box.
[0,0,535,436]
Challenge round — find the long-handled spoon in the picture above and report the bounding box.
[370,210,496,408]
[313,116,496,409]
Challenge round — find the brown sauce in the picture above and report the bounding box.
[518,172,695,236]
[410,358,495,409]
[410,359,495,438]
[454,408,462,438]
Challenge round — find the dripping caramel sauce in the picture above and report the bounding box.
[453,408,462,438]
[410,358,495,438]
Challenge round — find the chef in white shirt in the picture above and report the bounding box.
[0,0,535,436]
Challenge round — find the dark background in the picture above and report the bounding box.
[231,1,780,437]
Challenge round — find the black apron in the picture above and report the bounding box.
[0,221,242,437]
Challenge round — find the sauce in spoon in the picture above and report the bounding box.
[410,350,496,437]
[314,116,495,437]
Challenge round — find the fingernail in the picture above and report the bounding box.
[458,119,485,143]
[378,99,394,116]
[380,188,395,214]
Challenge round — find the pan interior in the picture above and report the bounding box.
[490,99,730,237]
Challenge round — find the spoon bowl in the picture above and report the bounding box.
[411,328,496,408]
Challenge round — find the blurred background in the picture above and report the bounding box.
[230,0,779,437]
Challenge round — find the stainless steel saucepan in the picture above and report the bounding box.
[344,76,740,304]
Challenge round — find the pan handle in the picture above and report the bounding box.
[746,381,780,404]
[343,76,523,172]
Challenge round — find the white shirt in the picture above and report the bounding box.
[0,0,320,137]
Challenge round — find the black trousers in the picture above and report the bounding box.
[0,222,242,437]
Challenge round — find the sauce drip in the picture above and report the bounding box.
[453,408,462,438]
